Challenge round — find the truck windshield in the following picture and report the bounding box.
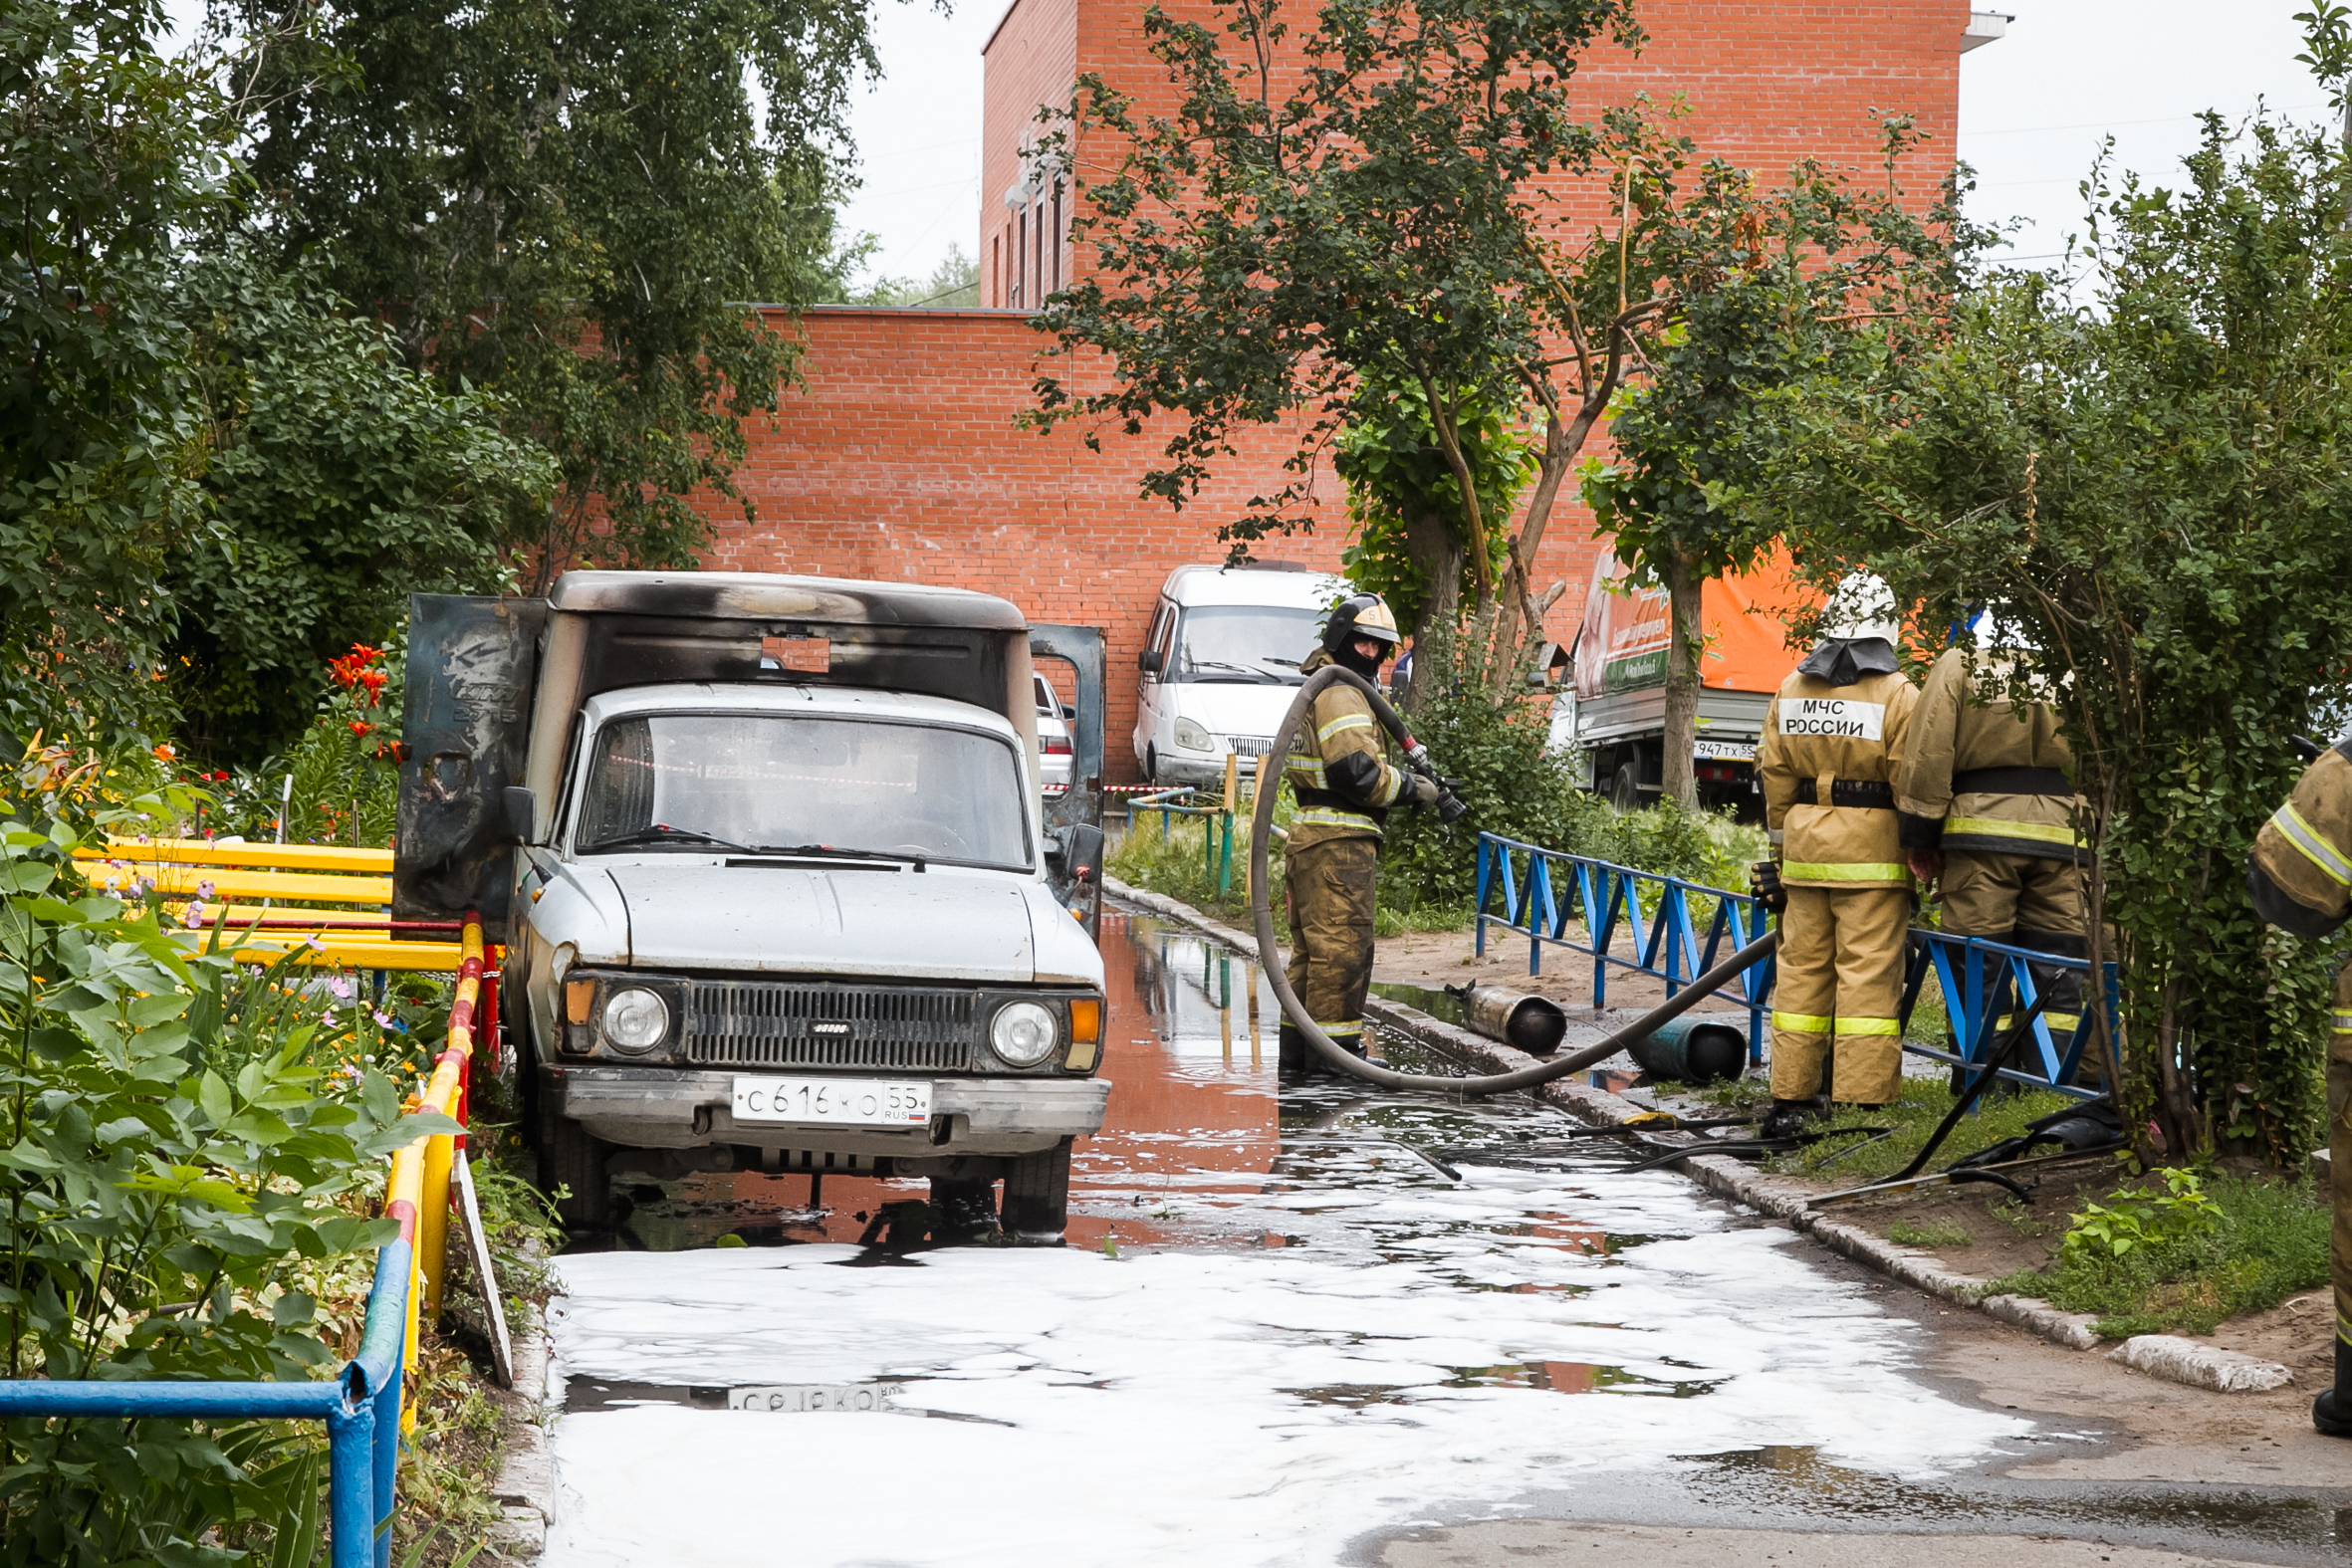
[1173,605,1319,683]
[575,714,1032,870]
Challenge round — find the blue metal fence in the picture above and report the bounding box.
[1472,831,2112,1094]
[0,1243,411,1567]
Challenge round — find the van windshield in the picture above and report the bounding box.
[575,714,1032,870]
[1173,605,1320,684]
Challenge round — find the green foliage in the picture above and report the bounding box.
[221,0,880,582]
[849,243,983,309]
[0,0,220,748]
[1108,803,1291,934]
[0,791,457,1561]
[1747,109,2352,1163]
[1995,1171,2328,1337]
[2061,1167,2222,1263]
[1336,372,1533,634]
[1379,623,1609,910]
[169,248,555,766]
[1029,0,1665,649]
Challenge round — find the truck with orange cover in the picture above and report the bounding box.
[1558,550,1816,815]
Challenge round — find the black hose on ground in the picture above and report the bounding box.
[1249,664,1780,1096]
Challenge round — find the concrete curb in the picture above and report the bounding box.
[1101,876,2285,1392]
[488,1305,556,1561]
[2109,1334,2298,1393]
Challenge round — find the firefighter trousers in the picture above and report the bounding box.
[2329,962,2352,1397]
[1285,836,1378,1057]
[1770,884,1909,1105]
[1939,850,2093,1084]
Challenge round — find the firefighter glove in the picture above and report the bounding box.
[1749,859,1787,914]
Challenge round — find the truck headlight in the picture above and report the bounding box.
[1172,717,1213,752]
[990,1001,1059,1067]
[601,988,670,1054]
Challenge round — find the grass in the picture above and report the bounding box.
[1691,1073,2082,1185]
[1990,1170,2328,1338]
[1886,1218,1976,1248]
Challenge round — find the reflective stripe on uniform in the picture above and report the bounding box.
[1772,1010,1834,1033]
[1317,713,1375,743]
[1293,807,1380,830]
[1321,1019,1364,1036]
[1833,1016,1902,1036]
[1781,861,1909,882]
[1996,1011,2084,1032]
[2269,802,2352,886]
[1945,815,2083,848]
[2331,1009,2352,1036]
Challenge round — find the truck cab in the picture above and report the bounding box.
[392,572,1109,1241]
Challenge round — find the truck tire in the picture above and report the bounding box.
[1145,745,1162,785]
[1608,762,1642,815]
[543,1114,611,1231]
[1001,1138,1072,1243]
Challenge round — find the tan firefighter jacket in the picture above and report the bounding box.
[1285,650,1430,852]
[1893,646,2089,863]
[1760,661,1918,889]
[2248,744,2352,940]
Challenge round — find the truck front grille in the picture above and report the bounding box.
[681,982,977,1071]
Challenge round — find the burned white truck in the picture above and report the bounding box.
[391,572,1109,1241]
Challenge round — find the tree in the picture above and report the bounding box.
[1747,112,2352,1165]
[1581,126,1976,808]
[168,247,559,765]
[1026,0,1684,665]
[0,0,219,745]
[217,0,883,585]
[852,243,984,308]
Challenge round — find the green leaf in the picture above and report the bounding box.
[198,1069,233,1126]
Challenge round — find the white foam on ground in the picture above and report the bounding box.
[544,1162,2025,1568]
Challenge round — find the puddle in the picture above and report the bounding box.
[539,910,2176,1568]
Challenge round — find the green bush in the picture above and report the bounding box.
[1994,1170,2327,1337]
[0,789,456,1562]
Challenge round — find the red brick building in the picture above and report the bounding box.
[702,3,2005,779]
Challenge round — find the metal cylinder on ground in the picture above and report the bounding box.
[1453,984,1568,1056]
[1626,1015,1749,1085]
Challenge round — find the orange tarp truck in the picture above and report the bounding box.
[1555,548,1818,814]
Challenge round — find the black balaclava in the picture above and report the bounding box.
[1333,636,1388,682]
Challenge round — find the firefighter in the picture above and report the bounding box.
[2246,739,2352,1439]
[1753,572,1919,1131]
[1279,593,1444,1074]
[1894,632,2094,1085]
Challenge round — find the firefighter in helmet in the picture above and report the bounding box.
[1279,592,1445,1074]
[1753,571,1920,1131]
[2247,737,2352,1439]
[1894,618,2097,1087]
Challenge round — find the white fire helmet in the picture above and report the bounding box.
[1819,570,1902,644]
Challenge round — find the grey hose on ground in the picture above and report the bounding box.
[1249,664,1780,1096]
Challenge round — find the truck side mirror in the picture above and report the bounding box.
[1138,649,1163,675]
[1064,823,1104,881]
[501,785,537,846]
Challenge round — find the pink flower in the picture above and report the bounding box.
[372,1009,395,1028]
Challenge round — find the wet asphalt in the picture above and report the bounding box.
[539,908,2352,1567]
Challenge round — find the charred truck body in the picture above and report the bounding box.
[392,572,1110,1240]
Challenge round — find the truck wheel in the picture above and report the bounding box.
[1145,745,1161,785]
[543,1115,611,1230]
[1001,1139,1072,1244]
[1608,762,1642,815]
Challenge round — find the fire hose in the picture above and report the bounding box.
[1247,664,1780,1095]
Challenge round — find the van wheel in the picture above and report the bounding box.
[1145,745,1161,785]
[1002,1139,1072,1243]
[542,1116,611,1230]
[1608,763,1642,815]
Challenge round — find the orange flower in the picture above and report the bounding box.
[349,721,373,737]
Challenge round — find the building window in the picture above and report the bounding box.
[1012,216,1025,309]
[991,233,1001,307]
[1051,183,1062,295]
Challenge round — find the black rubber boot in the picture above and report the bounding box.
[2315,1336,2352,1438]
[1759,1097,1828,1140]
[1278,1020,1312,1078]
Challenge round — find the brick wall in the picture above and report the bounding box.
[708,2,1971,781]
[702,307,1610,780]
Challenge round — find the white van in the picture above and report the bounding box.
[1133,563,1346,785]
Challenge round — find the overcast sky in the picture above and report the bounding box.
[837,0,2340,288]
